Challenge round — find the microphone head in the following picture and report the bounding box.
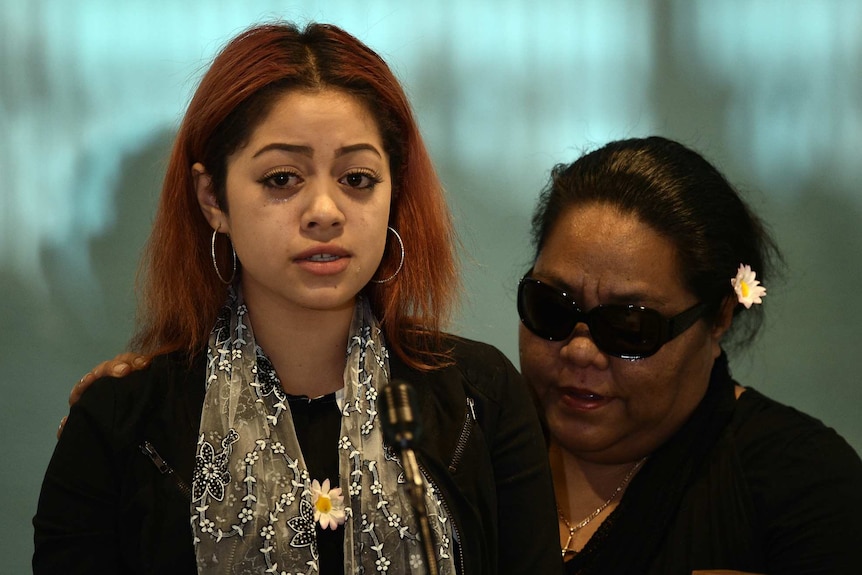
[379,380,422,449]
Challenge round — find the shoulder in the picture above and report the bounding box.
[447,334,518,373]
[726,387,862,518]
[392,334,537,436]
[730,387,861,469]
[81,351,204,406]
[426,334,523,403]
[72,351,206,440]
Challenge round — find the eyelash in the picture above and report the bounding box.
[340,169,383,190]
[257,169,383,191]
[259,169,301,189]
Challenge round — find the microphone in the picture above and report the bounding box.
[379,380,439,575]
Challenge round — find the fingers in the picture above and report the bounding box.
[69,353,151,406]
[62,352,152,440]
[72,368,102,403]
[113,352,151,371]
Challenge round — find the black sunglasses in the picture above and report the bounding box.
[517,276,709,359]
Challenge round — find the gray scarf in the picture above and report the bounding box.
[191,289,456,574]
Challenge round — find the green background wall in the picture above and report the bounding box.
[3,1,860,572]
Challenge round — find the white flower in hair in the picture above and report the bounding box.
[731,264,766,308]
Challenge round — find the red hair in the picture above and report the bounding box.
[132,23,459,369]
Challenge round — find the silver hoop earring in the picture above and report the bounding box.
[371,226,405,284]
[211,228,237,285]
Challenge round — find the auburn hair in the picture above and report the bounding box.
[132,23,458,369]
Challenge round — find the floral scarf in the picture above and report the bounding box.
[191,290,455,575]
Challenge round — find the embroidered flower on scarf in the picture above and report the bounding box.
[192,434,236,502]
[237,507,254,523]
[731,263,766,308]
[286,499,318,554]
[311,479,345,530]
[260,525,276,540]
[199,517,215,533]
[256,349,287,399]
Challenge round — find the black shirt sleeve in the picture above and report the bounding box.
[733,389,862,574]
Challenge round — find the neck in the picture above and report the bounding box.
[550,441,645,526]
[244,294,356,398]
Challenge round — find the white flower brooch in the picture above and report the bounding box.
[731,264,766,309]
[311,478,346,530]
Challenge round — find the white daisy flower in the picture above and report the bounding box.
[731,264,766,309]
[311,478,345,530]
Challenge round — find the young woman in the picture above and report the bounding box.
[33,23,560,575]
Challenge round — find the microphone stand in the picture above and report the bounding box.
[380,381,439,575]
[399,446,439,575]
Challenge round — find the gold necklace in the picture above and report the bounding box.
[558,457,646,558]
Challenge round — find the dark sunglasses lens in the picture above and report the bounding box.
[518,281,575,340]
[590,307,662,357]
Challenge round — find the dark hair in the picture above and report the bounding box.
[134,22,458,369]
[528,136,782,347]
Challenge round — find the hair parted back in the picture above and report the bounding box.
[529,136,782,347]
[133,22,458,369]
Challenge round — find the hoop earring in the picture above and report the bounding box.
[371,226,405,284]
[211,228,237,285]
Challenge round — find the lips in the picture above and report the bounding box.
[295,245,349,261]
[294,246,351,275]
[305,253,341,262]
[557,386,611,411]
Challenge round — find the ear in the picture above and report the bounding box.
[192,162,229,233]
[709,295,737,357]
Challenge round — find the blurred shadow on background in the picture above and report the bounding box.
[0,129,174,570]
[756,186,862,441]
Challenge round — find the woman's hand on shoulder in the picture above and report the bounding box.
[57,352,151,439]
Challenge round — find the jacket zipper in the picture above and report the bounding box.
[428,395,475,573]
[448,397,476,474]
[140,442,243,564]
[417,459,466,575]
[140,440,193,500]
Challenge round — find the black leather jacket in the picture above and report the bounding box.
[34,336,562,575]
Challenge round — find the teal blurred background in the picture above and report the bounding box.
[3,1,860,571]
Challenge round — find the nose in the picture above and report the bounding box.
[559,323,609,369]
[301,184,345,232]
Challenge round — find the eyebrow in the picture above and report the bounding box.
[535,272,661,305]
[252,142,383,159]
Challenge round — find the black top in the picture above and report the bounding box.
[287,392,343,574]
[33,336,563,575]
[564,354,862,575]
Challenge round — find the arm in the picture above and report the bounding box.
[490,354,563,575]
[735,394,862,574]
[58,353,150,438]
[34,379,123,573]
[757,426,862,574]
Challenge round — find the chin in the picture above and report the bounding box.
[304,296,357,313]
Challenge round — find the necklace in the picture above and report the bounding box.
[557,457,647,558]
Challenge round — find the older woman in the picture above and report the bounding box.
[518,136,862,573]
